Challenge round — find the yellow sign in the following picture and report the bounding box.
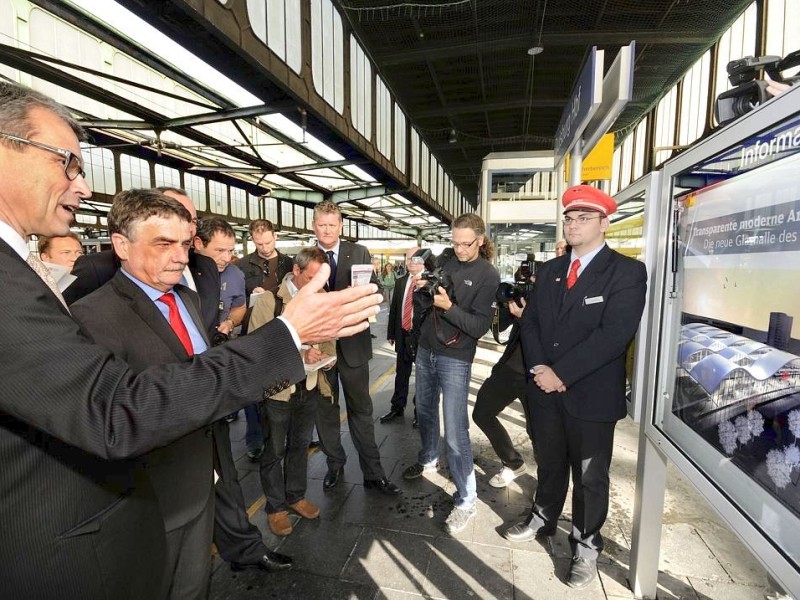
[565,133,615,181]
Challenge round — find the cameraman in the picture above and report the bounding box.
[472,268,537,489]
[402,213,500,535]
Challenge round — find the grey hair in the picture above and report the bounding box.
[0,82,84,143]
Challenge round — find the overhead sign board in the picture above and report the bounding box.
[564,133,615,181]
[553,46,604,165]
[582,41,636,155]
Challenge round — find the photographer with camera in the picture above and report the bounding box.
[402,213,500,534]
[473,261,539,489]
[381,246,424,424]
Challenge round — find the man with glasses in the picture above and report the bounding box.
[503,185,647,590]
[402,213,500,535]
[0,82,380,598]
[381,246,423,424]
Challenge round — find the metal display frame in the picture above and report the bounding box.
[640,85,800,597]
[614,172,663,423]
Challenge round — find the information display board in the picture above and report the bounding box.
[647,86,800,595]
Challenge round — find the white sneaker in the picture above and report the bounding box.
[444,505,477,534]
[489,464,527,488]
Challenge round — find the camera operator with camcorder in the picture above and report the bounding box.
[402,213,500,535]
[472,260,541,489]
[715,49,799,126]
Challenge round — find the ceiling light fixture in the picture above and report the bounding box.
[527,46,544,56]
[448,129,457,143]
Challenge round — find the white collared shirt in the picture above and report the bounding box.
[0,220,31,260]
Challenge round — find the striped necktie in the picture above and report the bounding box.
[27,252,69,311]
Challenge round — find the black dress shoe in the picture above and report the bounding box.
[567,557,597,588]
[379,408,403,423]
[323,467,344,490]
[246,444,264,462]
[363,477,402,495]
[230,550,293,573]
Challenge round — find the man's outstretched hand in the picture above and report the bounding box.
[282,263,382,344]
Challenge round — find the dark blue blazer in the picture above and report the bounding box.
[520,245,647,422]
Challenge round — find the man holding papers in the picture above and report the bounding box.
[248,247,336,536]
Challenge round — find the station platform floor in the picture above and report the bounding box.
[210,306,786,600]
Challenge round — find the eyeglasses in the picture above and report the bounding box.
[562,215,603,226]
[452,238,478,250]
[0,131,86,181]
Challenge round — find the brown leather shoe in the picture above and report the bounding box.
[268,511,293,536]
[289,498,320,520]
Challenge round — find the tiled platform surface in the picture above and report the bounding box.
[210,309,786,600]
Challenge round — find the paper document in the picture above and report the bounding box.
[44,261,77,293]
[304,355,336,373]
[248,290,265,307]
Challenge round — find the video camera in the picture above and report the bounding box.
[715,50,800,126]
[495,260,538,306]
[412,247,456,301]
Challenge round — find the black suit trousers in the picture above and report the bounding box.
[211,421,268,564]
[525,386,616,560]
[164,487,214,600]
[316,359,385,480]
[389,331,414,412]
[472,363,531,469]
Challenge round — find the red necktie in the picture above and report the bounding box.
[401,279,414,331]
[566,259,581,290]
[158,292,194,356]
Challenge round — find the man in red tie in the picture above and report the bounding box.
[71,189,221,598]
[381,246,424,424]
[503,185,647,590]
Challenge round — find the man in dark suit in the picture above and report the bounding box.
[68,194,295,575]
[312,200,400,495]
[380,246,422,423]
[66,187,221,339]
[503,185,647,589]
[0,82,380,599]
[71,190,219,598]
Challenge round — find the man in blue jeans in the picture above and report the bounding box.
[402,213,499,534]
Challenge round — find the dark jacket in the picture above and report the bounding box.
[327,240,376,368]
[520,245,647,422]
[240,250,293,297]
[0,238,303,599]
[417,255,500,362]
[71,273,214,534]
[67,249,221,339]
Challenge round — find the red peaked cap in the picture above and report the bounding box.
[562,185,617,216]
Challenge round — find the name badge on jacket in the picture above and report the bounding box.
[584,295,604,305]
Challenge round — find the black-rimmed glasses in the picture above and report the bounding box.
[0,132,86,181]
[562,215,603,226]
[452,238,478,250]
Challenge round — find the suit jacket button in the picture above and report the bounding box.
[553,342,559,347]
